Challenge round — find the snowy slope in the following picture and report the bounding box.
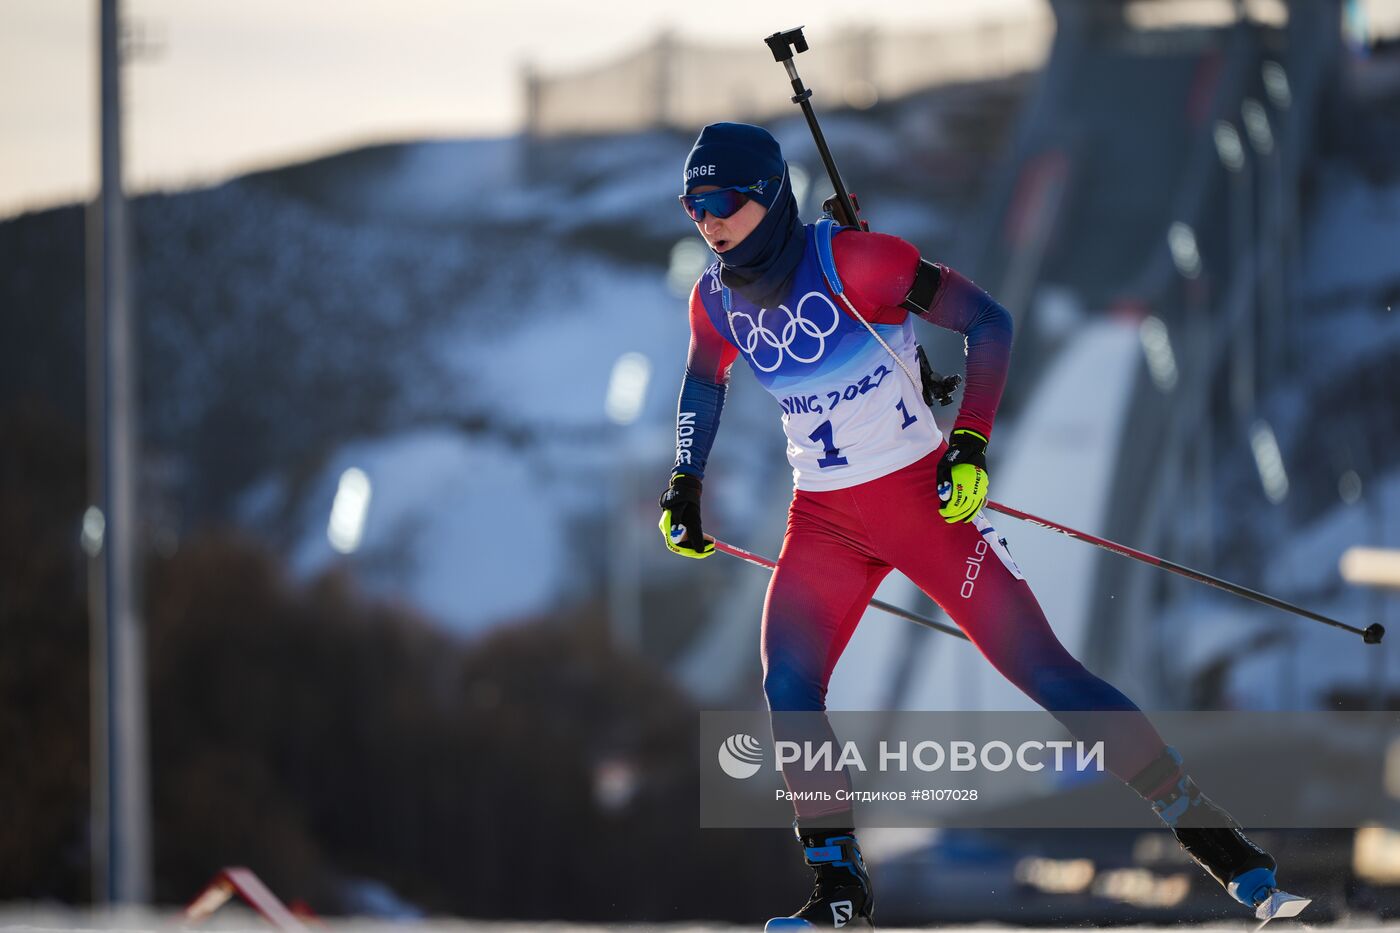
[0,75,1030,643]
[278,197,692,631]
[269,114,972,636]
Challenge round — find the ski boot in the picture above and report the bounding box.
[1141,749,1310,924]
[766,826,874,929]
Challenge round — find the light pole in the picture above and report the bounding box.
[604,352,652,652]
[87,0,151,904]
[1241,97,1280,385]
[1166,221,1213,567]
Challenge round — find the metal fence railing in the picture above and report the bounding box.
[523,15,1055,136]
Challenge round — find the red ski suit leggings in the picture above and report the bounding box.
[761,445,1172,820]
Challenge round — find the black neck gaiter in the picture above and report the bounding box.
[717,171,806,308]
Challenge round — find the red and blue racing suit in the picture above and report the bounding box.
[672,224,1177,819]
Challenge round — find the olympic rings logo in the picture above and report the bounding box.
[727,291,841,373]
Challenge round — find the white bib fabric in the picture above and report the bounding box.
[697,223,942,491]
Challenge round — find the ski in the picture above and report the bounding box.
[1253,888,1312,928]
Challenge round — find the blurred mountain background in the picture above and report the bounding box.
[4,0,1400,923]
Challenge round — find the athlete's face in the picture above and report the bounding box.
[689,185,767,254]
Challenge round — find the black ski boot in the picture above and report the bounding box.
[1139,749,1310,923]
[765,826,874,929]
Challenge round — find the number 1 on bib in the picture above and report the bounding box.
[895,398,917,429]
[808,420,849,468]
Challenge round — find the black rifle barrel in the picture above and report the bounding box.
[766,28,861,228]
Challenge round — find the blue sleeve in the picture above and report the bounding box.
[920,265,1012,441]
[672,370,726,478]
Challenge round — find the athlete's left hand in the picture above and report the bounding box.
[937,428,989,523]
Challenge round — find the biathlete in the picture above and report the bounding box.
[657,122,1287,930]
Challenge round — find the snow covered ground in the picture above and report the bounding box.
[6,907,1400,932]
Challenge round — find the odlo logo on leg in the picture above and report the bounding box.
[830,899,854,927]
[961,539,988,599]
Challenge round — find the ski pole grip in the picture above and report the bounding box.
[764,27,808,62]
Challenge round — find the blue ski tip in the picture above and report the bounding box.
[764,920,816,930]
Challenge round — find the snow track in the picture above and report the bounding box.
[6,908,1395,933]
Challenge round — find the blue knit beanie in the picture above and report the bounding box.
[682,122,785,208]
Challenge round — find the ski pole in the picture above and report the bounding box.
[982,499,1384,644]
[711,537,970,642]
[719,512,1382,647]
[763,27,866,230]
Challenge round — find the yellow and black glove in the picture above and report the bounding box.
[936,428,989,523]
[658,473,715,558]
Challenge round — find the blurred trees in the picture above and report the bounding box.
[0,400,91,902]
[0,400,795,920]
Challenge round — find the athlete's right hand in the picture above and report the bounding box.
[658,473,715,558]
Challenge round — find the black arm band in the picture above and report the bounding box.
[900,259,943,315]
